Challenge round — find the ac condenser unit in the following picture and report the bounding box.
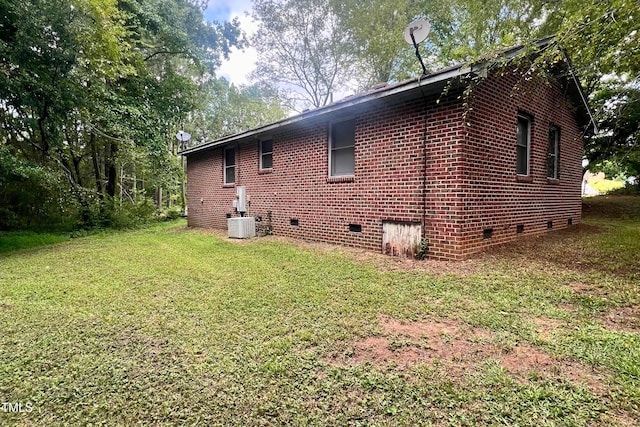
[227,217,256,239]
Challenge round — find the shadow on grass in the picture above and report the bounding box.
[480,196,640,277]
[0,231,70,254]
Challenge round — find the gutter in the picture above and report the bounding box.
[180,64,473,156]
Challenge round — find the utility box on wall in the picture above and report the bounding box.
[236,186,247,213]
[228,217,256,239]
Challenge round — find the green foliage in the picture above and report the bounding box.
[104,198,158,229]
[251,0,358,109]
[586,85,640,180]
[610,182,640,196]
[589,160,629,181]
[187,78,287,141]
[331,0,422,87]
[0,231,69,253]
[164,206,183,220]
[413,237,429,260]
[0,0,242,229]
[0,146,78,230]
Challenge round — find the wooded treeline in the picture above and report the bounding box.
[0,0,284,230]
[1,0,638,230]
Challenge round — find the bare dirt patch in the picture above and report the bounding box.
[331,314,607,394]
[559,302,578,312]
[568,281,599,294]
[530,316,565,341]
[600,305,640,333]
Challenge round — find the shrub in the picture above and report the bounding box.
[413,238,429,260]
[164,206,183,220]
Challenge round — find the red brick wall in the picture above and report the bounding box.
[187,95,448,251]
[456,69,583,258]
[187,69,583,260]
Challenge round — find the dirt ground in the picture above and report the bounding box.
[327,313,609,396]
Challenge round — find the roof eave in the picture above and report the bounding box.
[180,64,473,156]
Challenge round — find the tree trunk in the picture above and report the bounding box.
[105,141,118,199]
[91,133,104,198]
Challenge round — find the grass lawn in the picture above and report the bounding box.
[1,196,639,425]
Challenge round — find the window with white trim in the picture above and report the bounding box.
[260,139,273,170]
[224,147,235,184]
[547,126,559,179]
[329,120,355,177]
[516,114,531,175]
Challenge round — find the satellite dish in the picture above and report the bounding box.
[403,18,430,45]
[403,18,430,76]
[175,130,191,143]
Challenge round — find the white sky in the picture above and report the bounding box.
[206,0,257,86]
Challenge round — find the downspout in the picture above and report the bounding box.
[417,75,430,252]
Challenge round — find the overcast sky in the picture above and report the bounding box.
[205,0,257,86]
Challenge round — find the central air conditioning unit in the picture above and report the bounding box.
[227,217,256,239]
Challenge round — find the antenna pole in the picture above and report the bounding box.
[410,29,428,76]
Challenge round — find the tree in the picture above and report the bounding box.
[250,0,358,110]
[329,0,546,87]
[187,78,287,142]
[586,84,640,181]
[532,0,639,177]
[331,0,422,88]
[0,0,243,228]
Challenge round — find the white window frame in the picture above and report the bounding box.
[224,147,235,184]
[260,139,273,170]
[547,126,559,179]
[516,114,531,176]
[328,119,355,177]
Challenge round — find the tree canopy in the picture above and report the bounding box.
[250,0,359,110]
[0,0,244,228]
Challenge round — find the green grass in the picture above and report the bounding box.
[588,177,625,194]
[0,230,70,253]
[1,199,639,426]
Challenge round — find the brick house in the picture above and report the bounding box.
[182,41,595,260]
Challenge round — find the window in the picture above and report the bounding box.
[224,147,235,184]
[329,120,355,177]
[547,126,559,179]
[516,115,531,175]
[260,139,273,170]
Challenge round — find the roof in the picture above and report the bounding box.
[182,37,596,156]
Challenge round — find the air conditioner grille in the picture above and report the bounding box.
[227,217,256,239]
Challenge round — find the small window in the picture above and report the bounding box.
[349,224,362,233]
[260,139,273,170]
[547,126,559,179]
[330,120,355,177]
[224,147,235,184]
[516,115,531,176]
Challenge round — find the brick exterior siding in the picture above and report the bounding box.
[186,68,583,260]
